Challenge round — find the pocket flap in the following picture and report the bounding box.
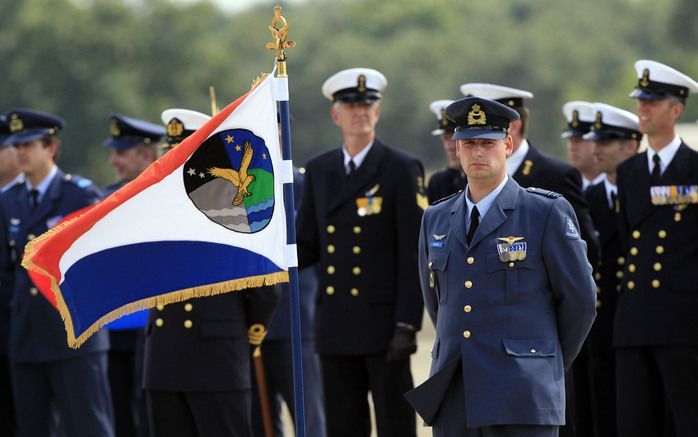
[428,251,449,271]
[487,252,535,272]
[502,338,557,357]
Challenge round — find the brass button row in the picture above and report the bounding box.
[154,318,193,328]
[327,225,363,234]
[464,280,473,289]
[326,286,360,297]
[326,245,362,255]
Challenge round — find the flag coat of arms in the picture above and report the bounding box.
[23,73,294,347]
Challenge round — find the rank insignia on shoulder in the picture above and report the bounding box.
[565,217,579,239]
[356,196,382,216]
[526,187,562,199]
[497,236,527,262]
[650,185,698,206]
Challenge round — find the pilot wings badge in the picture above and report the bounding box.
[497,236,527,262]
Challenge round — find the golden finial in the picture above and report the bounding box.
[266,5,296,77]
[209,86,219,115]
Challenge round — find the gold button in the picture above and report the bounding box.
[656,246,664,254]
[326,286,335,295]
[464,305,472,313]
[184,320,193,329]
[350,288,359,296]
[155,318,164,327]
[596,287,601,294]
[508,262,514,268]
[628,264,636,273]
[352,246,361,255]
[327,245,335,254]
[327,265,335,274]
[464,280,473,289]
[326,225,336,234]
[627,281,635,290]
[428,261,433,268]
[530,348,537,354]
[353,226,362,234]
[617,257,625,265]
[463,330,471,339]
[30,287,38,296]
[652,279,660,289]
[594,272,601,281]
[466,257,475,265]
[184,303,193,312]
[632,230,640,239]
[156,304,164,311]
[658,230,667,239]
[27,234,36,241]
[352,267,361,275]
[596,300,602,309]
[630,247,638,256]
[653,262,662,271]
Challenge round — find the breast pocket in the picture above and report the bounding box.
[486,251,537,304]
[428,251,449,304]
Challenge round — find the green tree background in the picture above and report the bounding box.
[1,0,696,186]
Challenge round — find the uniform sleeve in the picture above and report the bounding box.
[295,165,320,269]
[245,285,282,346]
[418,212,438,325]
[615,166,630,253]
[393,159,426,329]
[542,197,597,371]
[561,167,600,269]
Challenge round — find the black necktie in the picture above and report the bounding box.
[467,205,479,245]
[610,191,617,211]
[29,189,39,211]
[348,160,356,179]
[651,154,661,184]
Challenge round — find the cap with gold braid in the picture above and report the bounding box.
[103,113,165,149]
[2,108,64,145]
[160,109,211,150]
[429,99,456,136]
[630,60,698,100]
[561,101,595,139]
[446,97,520,140]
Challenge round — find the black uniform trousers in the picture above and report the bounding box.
[616,346,698,437]
[147,389,252,437]
[11,352,114,437]
[108,330,148,437]
[321,354,415,437]
[431,361,558,437]
[0,352,15,436]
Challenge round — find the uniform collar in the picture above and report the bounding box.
[343,141,374,174]
[25,165,58,204]
[465,175,509,227]
[646,135,681,175]
[506,138,529,175]
[583,173,607,191]
[603,177,617,209]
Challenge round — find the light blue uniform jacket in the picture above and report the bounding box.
[409,177,596,428]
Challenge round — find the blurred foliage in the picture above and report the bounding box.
[1,0,696,185]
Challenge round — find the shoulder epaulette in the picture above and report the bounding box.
[431,190,462,206]
[526,186,562,199]
[64,174,94,189]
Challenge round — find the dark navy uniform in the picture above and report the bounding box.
[613,59,698,437]
[296,138,425,436]
[427,167,466,203]
[142,108,280,437]
[584,181,620,436]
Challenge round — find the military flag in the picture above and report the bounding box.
[22,72,294,347]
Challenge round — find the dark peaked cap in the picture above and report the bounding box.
[446,97,520,140]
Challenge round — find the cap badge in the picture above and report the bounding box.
[467,104,487,126]
[9,114,23,133]
[640,68,650,88]
[571,110,579,128]
[440,109,449,127]
[357,74,367,93]
[110,119,121,138]
[167,118,185,137]
[595,111,602,129]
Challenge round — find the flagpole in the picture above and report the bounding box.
[267,6,306,437]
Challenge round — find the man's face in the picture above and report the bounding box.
[636,98,682,136]
[456,136,513,183]
[566,137,597,174]
[593,139,635,174]
[0,145,19,179]
[108,145,153,182]
[441,132,459,169]
[331,101,381,137]
[15,139,55,176]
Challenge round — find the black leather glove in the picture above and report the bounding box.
[387,324,417,362]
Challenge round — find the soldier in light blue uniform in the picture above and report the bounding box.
[405,97,596,437]
[0,109,114,436]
